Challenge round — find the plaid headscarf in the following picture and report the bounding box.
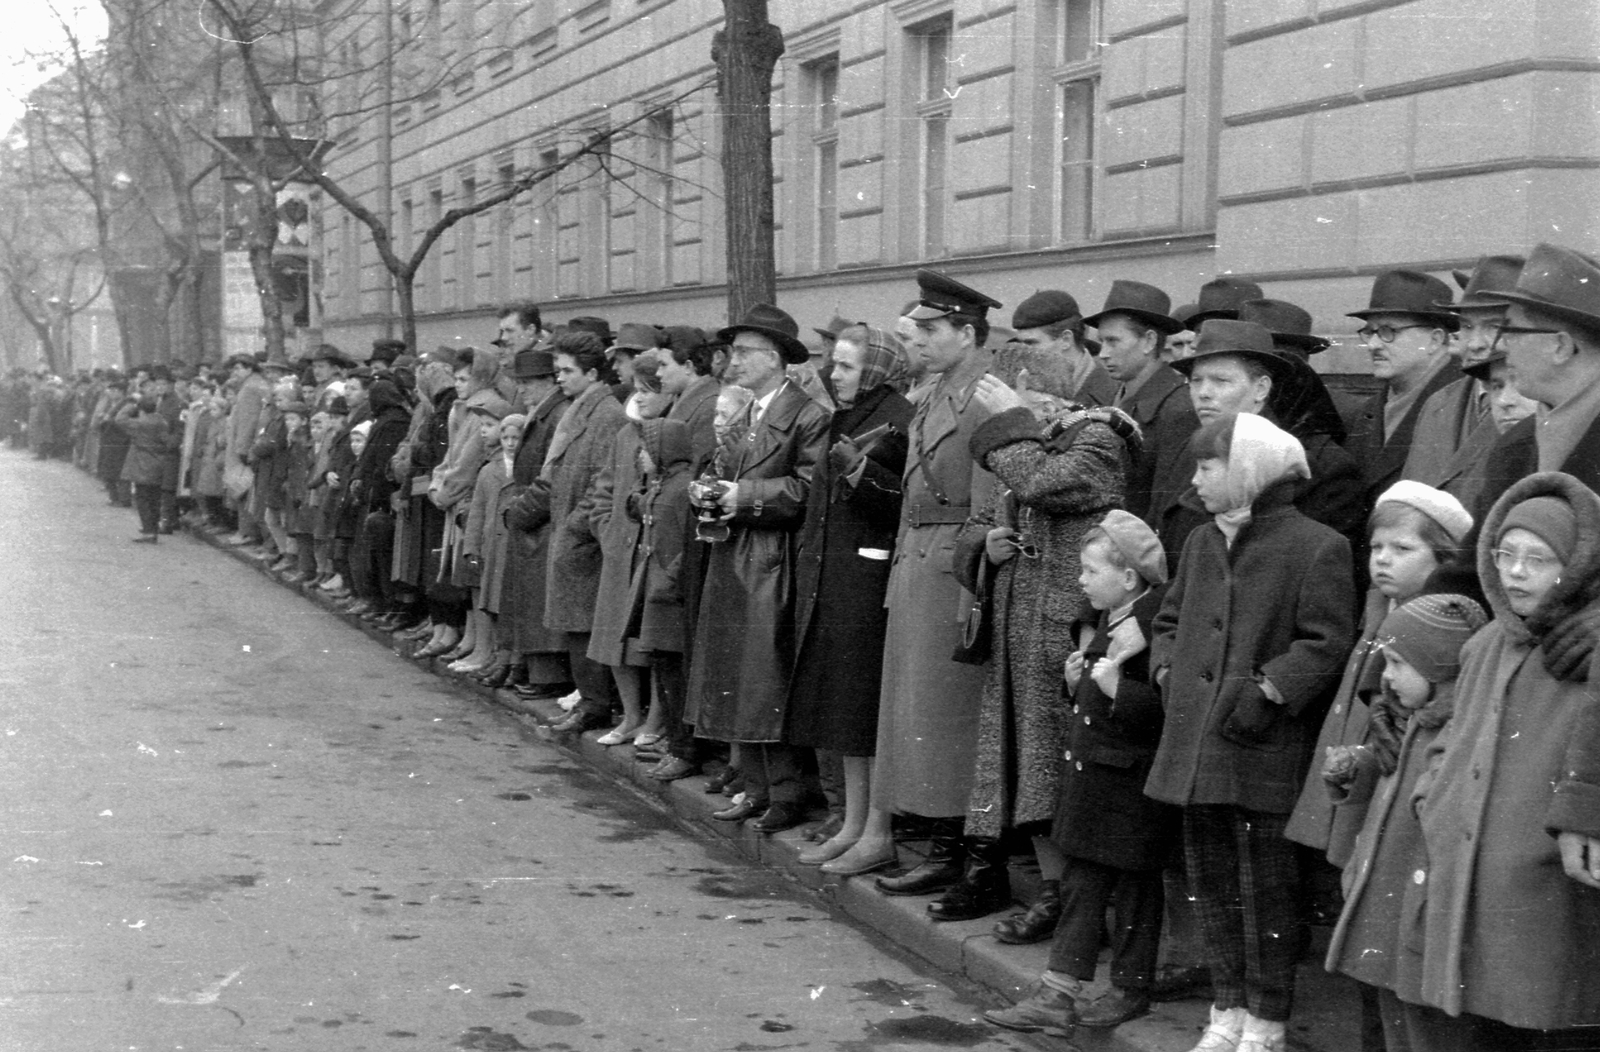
[843,325,911,396]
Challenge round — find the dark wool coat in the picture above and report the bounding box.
[1147,481,1357,813]
[1119,363,1198,522]
[226,373,271,466]
[1345,360,1459,519]
[1052,586,1180,872]
[155,391,183,490]
[97,395,135,483]
[502,388,570,655]
[250,410,290,511]
[663,374,722,672]
[953,406,1128,838]
[283,429,314,533]
[1399,372,1483,484]
[786,383,914,756]
[872,351,995,817]
[585,421,648,667]
[115,404,171,485]
[686,380,831,743]
[621,422,696,654]
[1325,682,1455,1004]
[1285,588,1390,863]
[544,382,628,633]
[1411,471,1600,1029]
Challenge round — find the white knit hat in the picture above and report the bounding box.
[1376,480,1472,543]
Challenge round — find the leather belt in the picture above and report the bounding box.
[904,504,972,528]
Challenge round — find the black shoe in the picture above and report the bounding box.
[875,818,965,896]
[514,681,575,701]
[749,802,808,834]
[992,878,1062,944]
[703,766,740,795]
[551,711,602,734]
[927,838,1013,922]
[712,798,761,822]
[1075,987,1151,1029]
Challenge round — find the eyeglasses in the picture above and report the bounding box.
[1492,548,1560,574]
[1357,323,1433,344]
[1490,324,1561,352]
[1007,532,1040,559]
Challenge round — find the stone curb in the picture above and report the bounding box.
[190,523,1356,1052]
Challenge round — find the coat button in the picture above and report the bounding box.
[1063,750,1072,761]
[1084,716,1092,725]
[1075,761,1083,771]
[1413,869,1426,885]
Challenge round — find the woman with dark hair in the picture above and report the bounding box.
[786,325,913,864]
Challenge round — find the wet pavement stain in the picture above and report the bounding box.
[384,1031,418,1038]
[848,978,929,1007]
[489,990,526,999]
[853,1015,990,1047]
[759,1020,796,1032]
[496,792,534,801]
[454,1026,531,1050]
[692,872,791,901]
[525,1009,584,1026]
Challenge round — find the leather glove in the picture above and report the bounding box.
[1542,604,1600,683]
[828,436,864,478]
[1220,684,1278,747]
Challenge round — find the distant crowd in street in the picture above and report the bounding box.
[8,241,1600,1052]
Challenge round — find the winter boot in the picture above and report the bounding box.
[992,878,1062,943]
[927,836,1012,921]
[1188,1005,1248,1052]
[1237,1013,1286,1052]
[982,978,1082,1035]
[875,817,965,896]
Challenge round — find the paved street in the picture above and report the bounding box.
[0,451,1036,1052]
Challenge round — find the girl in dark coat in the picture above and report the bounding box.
[785,326,913,866]
[1147,411,1355,1052]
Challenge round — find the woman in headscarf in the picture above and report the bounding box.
[785,325,914,864]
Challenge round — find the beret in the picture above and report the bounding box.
[1095,508,1168,586]
[1012,290,1082,332]
[1376,480,1473,544]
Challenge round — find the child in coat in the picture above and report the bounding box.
[627,418,695,780]
[1322,592,1485,1050]
[1146,412,1356,1052]
[984,509,1177,1037]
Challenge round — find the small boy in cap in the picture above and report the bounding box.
[986,510,1177,1035]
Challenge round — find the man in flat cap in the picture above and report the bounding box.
[824,269,1001,890]
[1084,280,1196,521]
[686,303,830,833]
[1343,270,1460,519]
[1009,290,1117,407]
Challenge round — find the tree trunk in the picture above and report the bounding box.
[396,270,418,357]
[715,0,784,323]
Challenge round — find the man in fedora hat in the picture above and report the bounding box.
[1236,297,1365,432]
[1154,319,1364,570]
[823,269,1002,892]
[609,322,661,402]
[1083,280,1195,520]
[686,303,830,833]
[1343,269,1461,518]
[308,343,354,411]
[369,337,407,375]
[1185,275,1265,327]
[1008,290,1117,407]
[1401,255,1526,494]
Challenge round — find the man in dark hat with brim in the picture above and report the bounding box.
[1343,270,1461,519]
[1008,290,1117,407]
[1085,280,1196,520]
[1400,255,1525,491]
[369,337,407,375]
[823,269,1002,898]
[685,302,830,833]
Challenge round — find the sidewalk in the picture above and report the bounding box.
[193,525,1360,1052]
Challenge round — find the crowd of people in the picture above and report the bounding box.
[9,241,1600,1052]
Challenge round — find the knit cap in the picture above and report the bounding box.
[1377,480,1472,543]
[1375,593,1488,683]
[1499,495,1577,564]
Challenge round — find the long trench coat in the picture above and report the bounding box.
[686,380,830,743]
[872,350,995,818]
[1410,471,1600,1030]
[464,452,517,614]
[952,405,1128,838]
[586,420,649,667]
[785,383,914,757]
[503,388,570,655]
[544,382,627,633]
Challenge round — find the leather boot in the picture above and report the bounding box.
[875,818,965,897]
[992,878,1062,944]
[928,837,1012,921]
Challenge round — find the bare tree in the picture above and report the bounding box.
[204,0,716,353]
[714,0,784,320]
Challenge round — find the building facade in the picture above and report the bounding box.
[317,0,1600,372]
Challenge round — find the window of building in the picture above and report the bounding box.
[534,147,561,298]
[495,158,516,302]
[911,18,953,259]
[643,109,674,289]
[1048,0,1100,242]
[805,55,839,270]
[425,186,444,309]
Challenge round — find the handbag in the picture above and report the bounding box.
[223,459,253,501]
[951,553,995,665]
